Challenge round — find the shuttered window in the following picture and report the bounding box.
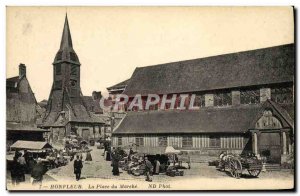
[71,64,77,75]
[135,137,144,147]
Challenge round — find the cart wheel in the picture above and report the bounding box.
[248,169,261,177]
[229,159,242,179]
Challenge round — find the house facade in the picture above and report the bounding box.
[106,79,129,131]
[6,64,49,149]
[112,44,294,164]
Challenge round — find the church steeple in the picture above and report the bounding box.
[60,14,73,49]
[42,14,104,145]
[51,14,81,102]
[53,14,80,65]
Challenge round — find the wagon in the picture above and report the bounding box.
[218,154,262,179]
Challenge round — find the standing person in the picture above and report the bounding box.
[27,155,35,173]
[23,150,29,173]
[144,157,153,182]
[103,141,108,159]
[13,152,22,184]
[10,156,19,186]
[154,158,160,175]
[31,158,46,186]
[73,155,83,181]
[85,151,92,161]
[17,152,26,182]
[111,151,120,176]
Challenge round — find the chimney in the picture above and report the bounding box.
[19,63,26,78]
[92,91,102,100]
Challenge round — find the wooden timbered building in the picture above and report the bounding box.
[6,64,49,149]
[112,44,295,164]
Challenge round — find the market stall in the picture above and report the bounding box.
[7,140,54,171]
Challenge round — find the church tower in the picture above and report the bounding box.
[53,14,81,104]
[41,15,104,144]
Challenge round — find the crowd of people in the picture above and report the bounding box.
[103,145,166,182]
[9,138,186,185]
[10,150,47,186]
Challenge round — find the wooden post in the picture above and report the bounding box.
[252,131,258,155]
[282,131,287,155]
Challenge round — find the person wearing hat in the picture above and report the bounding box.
[73,155,83,181]
[111,150,120,176]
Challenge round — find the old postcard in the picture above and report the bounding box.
[6,6,295,191]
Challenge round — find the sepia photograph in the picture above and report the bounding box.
[5,6,295,191]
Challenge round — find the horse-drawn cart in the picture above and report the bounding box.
[218,153,262,179]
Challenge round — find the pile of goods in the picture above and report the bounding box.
[166,165,184,177]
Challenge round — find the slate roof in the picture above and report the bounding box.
[113,100,294,135]
[123,44,294,96]
[7,122,49,132]
[269,101,294,129]
[7,76,21,89]
[10,140,53,150]
[114,106,261,135]
[41,104,105,127]
[107,79,130,91]
[41,77,106,127]
[7,76,19,83]
[83,96,103,114]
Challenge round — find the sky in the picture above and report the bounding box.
[6,6,294,101]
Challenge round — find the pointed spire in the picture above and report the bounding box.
[53,14,80,65]
[60,13,73,49]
